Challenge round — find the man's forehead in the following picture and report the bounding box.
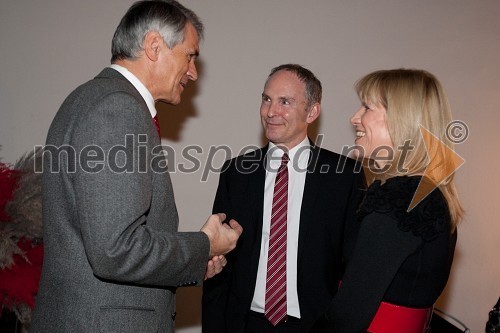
[264,73,304,96]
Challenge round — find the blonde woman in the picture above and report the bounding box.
[319,69,463,332]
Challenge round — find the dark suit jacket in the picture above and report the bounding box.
[202,144,364,333]
[31,68,210,333]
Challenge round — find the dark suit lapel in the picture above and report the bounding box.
[246,146,267,284]
[297,144,323,262]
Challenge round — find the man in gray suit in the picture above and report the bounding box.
[31,1,242,332]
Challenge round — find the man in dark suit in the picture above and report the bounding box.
[31,2,242,332]
[202,64,364,333]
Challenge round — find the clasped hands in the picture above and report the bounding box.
[201,213,242,279]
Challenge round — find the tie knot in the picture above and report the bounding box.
[281,153,289,166]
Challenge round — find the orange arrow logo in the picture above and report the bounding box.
[408,125,465,211]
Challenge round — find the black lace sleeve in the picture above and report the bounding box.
[357,176,450,242]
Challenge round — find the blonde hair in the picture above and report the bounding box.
[355,69,463,229]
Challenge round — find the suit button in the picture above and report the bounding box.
[172,312,176,321]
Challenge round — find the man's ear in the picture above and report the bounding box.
[143,31,163,61]
[306,103,321,124]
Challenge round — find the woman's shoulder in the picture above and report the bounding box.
[357,176,450,241]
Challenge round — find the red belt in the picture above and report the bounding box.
[367,301,432,333]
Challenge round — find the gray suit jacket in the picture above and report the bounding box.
[31,68,210,333]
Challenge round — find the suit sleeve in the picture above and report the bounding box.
[71,91,209,287]
[202,159,233,333]
[324,212,422,333]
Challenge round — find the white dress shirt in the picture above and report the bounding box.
[109,64,157,118]
[250,136,311,318]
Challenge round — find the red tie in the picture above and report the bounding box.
[153,115,161,137]
[265,153,289,326]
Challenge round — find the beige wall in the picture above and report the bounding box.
[1,0,499,331]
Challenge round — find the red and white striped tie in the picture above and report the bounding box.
[265,153,289,326]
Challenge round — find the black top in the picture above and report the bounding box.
[323,176,457,333]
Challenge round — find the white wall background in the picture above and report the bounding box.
[1,1,499,332]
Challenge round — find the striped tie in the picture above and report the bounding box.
[265,153,289,326]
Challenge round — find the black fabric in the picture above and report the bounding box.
[246,311,302,333]
[357,176,450,242]
[430,313,465,333]
[324,176,457,333]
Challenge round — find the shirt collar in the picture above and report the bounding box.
[109,64,157,118]
[268,137,310,159]
[267,137,310,170]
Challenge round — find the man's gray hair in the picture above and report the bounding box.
[111,0,203,62]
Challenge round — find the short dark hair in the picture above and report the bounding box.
[111,0,203,62]
[268,64,322,107]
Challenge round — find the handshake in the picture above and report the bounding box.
[200,213,243,279]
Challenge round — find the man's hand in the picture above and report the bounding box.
[200,213,242,257]
[204,255,227,280]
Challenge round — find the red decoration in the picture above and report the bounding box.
[0,163,20,222]
[0,152,44,329]
[0,238,43,309]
